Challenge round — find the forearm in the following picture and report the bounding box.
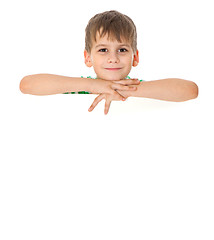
[19,74,91,95]
[117,78,198,102]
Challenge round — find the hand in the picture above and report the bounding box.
[89,78,139,98]
[88,91,126,115]
[88,78,140,114]
[111,78,140,98]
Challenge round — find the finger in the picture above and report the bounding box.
[111,83,137,91]
[112,79,140,85]
[104,99,111,115]
[131,78,141,84]
[114,90,126,101]
[88,94,105,112]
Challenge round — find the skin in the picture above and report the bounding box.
[19,31,198,115]
[84,32,140,114]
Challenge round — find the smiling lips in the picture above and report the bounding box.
[105,68,122,71]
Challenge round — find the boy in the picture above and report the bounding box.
[19,10,198,115]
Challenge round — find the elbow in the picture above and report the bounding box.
[19,76,31,94]
[189,81,199,100]
[181,81,199,101]
[176,81,199,102]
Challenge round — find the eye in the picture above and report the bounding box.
[99,48,108,52]
[118,48,128,53]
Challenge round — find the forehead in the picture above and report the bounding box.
[93,32,131,47]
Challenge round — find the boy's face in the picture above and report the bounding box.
[84,32,139,81]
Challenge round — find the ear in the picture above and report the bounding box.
[132,50,139,67]
[84,50,93,67]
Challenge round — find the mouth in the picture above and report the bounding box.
[105,68,122,71]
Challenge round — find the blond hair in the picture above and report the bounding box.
[85,10,137,54]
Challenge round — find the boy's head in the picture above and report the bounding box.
[84,10,139,81]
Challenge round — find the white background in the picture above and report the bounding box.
[0,0,214,239]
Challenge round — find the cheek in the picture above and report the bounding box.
[91,55,102,66]
[122,54,133,65]
[124,58,133,69]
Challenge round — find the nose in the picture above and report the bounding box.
[107,53,119,64]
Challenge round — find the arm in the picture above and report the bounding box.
[19,74,92,95]
[19,74,137,96]
[117,78,199,102]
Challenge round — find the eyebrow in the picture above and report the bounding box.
[95,44,131,49]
